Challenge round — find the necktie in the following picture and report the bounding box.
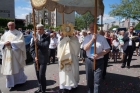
[90,42,94,56]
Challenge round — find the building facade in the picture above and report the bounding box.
[102,18,138,30]
[25,9,75,28]
[0,0,15,19]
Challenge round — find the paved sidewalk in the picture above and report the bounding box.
[0,55,140,93]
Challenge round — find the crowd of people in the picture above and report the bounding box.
[0,21,139,93]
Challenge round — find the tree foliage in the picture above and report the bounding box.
[135,22,140,30]
[109,0,140,21]
[75,12,96,30]
[75,14,86,30]
[0,17,14,28]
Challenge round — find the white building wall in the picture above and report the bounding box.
[103,23,109,30]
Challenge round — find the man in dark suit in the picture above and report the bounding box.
[30,24,50,93]
[121,26,136,68]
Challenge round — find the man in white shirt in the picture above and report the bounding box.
[49,33,57,64]
[83,22,110,93]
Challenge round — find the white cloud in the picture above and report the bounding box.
[99,14,117,24]
[16,6,32,11]
[16,13,28,19]
[15,0,32,19]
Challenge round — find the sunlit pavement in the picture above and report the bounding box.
[0,55,140,93]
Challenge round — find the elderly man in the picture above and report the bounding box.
[0,22,27,88]
[83,22,110,93]
[49,33,57,64]
[30,24,50,93]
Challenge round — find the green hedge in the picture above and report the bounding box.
[0,17,14,28]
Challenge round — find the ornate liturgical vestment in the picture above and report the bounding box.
[57,36,80,90]
[0,30,27,88]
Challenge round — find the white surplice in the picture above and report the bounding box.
[57,36,80,90]
[0,30,27,88]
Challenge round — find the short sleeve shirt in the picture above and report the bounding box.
[83,34,110,59]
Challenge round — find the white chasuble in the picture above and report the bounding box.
[57,36,80,90]
[0,30,26,75]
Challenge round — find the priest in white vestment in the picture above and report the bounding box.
[0,22,27,88]
[57,36,80,92]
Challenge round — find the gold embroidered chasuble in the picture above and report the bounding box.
[57,36,80,88]
[0,30,26,75]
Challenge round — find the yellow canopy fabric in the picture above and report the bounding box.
[30,0,104,16]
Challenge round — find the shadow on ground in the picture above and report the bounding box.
[9,80,56,92]
[100,73,140,93]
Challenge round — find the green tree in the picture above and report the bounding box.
[75,14,85,30]
[27,24,34,29]
[75,12,99,30]
[0,17,14,28]
[44,24,50,29]
[82,12,94,29]
[109,0,140,21]
[109,25,119,30]
[135,22,140,30]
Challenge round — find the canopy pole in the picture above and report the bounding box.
[101,15,103,31]
[93,0,97,70]
[62,12,64,24]
[32,7,39,71]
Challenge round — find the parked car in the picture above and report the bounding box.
[0,35,33,63]
[24,35,33,63]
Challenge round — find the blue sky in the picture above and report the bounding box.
[15,0,121,23]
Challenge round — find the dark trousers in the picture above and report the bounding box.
[34,64,47,92]
[85,58,104,93]
[80,48,86,58]
[49,49,56,63]
[122,46,133,66]
[102,53,109,78]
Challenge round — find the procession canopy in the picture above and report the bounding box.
[30,0,104,16]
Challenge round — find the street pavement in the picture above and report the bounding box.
[0,55,140,93]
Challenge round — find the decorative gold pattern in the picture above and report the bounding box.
[6,35,14,41]
[61,23,74,36]
[60,58,72,70]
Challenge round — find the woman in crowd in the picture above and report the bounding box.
[118,30,125,60]
[112,35,120,62]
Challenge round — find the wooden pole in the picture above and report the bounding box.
[32,7,39,71]
[101,15,103,31]
[93,0,97,70]
[62,12,64,24]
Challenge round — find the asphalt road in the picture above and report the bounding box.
[0,60,3,78]
[0,56,140,93]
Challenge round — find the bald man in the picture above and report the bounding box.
[0,22,27,88]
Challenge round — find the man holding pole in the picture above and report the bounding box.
[83,22,110,93]
[30,24,50,93]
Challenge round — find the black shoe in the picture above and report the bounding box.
[127,66,130,69]
[61,89,70,93]
[121,65,125,68]
[34,88,41,93]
